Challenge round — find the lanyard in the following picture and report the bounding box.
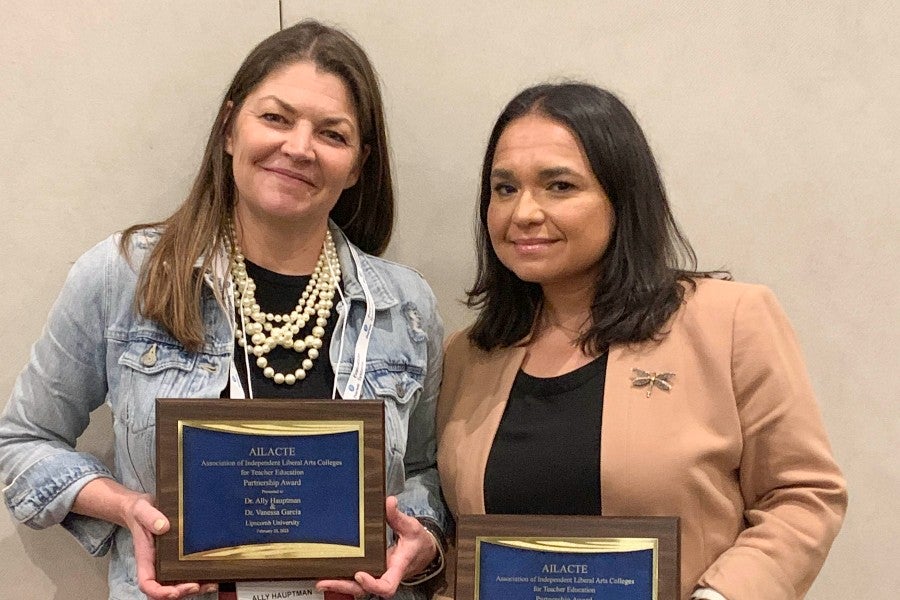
[228,360,247,399]
[340,243,375,400]
[228,236,375,401]
[228,273,248,400]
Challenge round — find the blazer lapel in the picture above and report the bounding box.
[444,343,527,515]
[601,343,632,515]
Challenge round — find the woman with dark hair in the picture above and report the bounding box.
[0,20,446,600]
[437,83,846,600]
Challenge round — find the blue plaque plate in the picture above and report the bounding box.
[179,421,362,557]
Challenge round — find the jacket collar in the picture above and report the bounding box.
[329,222,399,310]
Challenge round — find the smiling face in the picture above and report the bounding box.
[226,60,366,230]
[487,113,615,292]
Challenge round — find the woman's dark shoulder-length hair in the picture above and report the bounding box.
[467,82,725,353]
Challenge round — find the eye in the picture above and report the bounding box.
[492,183,517,197]
[321,129,349,145]
[260,112,289,125]
[548,180,576,192]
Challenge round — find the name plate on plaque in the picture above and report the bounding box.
[155,398,386,583]
[456,514,679,600]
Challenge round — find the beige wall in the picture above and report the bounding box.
[1,1,897,598]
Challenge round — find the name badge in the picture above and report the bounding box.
[235,580,322,599]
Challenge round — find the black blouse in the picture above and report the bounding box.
[484,353,606,515]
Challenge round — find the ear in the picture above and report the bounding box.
[345,143,371,189]
[223,100,235,156]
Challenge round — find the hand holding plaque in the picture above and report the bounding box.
[316,495,442,598]
[155,398,386,583]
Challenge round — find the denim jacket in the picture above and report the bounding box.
[0,224,448,600]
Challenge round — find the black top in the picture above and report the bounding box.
[223,258,339,400]
[484,353,606,515]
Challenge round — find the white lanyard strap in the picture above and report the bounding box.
[229,360,247,399]
[224,276,249,400]
[341,243,375,400]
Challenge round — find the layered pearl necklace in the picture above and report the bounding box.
[229,228,341,385]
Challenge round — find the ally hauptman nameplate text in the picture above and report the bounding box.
[155,398,385,583]
[456,515,679,600]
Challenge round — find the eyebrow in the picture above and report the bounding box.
[256,95,357,132]
[490,166,579,180]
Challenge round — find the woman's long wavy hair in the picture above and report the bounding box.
[467,83,725,353]
[122,20,393,351]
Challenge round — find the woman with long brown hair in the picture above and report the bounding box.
[0,20,446,600]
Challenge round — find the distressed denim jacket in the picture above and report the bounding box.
[0,224,447,600]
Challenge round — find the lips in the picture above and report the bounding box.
[264,166,316,187]
[511,238,557,253]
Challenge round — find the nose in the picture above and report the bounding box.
[282,123,314,161]
[511,189,543,225]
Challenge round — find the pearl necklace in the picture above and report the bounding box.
[229,230,341,385]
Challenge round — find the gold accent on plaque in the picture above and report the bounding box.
[481,537,657,552]
[474,537,660,600]
[176,420,366,561]
[182,541,364,560]
[180,420,361,435]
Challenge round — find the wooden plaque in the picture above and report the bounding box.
[456,514,679,600]
[155,398,386,583]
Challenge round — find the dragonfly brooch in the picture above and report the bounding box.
[630,368,675,397]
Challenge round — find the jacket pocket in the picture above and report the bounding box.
[114,336,227,494]
[117,339,199,433]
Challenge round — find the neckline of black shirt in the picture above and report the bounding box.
[514,353,608,396]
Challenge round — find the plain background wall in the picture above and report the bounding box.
[1,1,896,598]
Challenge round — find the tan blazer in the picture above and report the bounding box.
[436,278,846,600]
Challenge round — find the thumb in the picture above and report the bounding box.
[384,497,421,536]
[384,496,406,529]
[131,498,169,535]
[384,495,401,519]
